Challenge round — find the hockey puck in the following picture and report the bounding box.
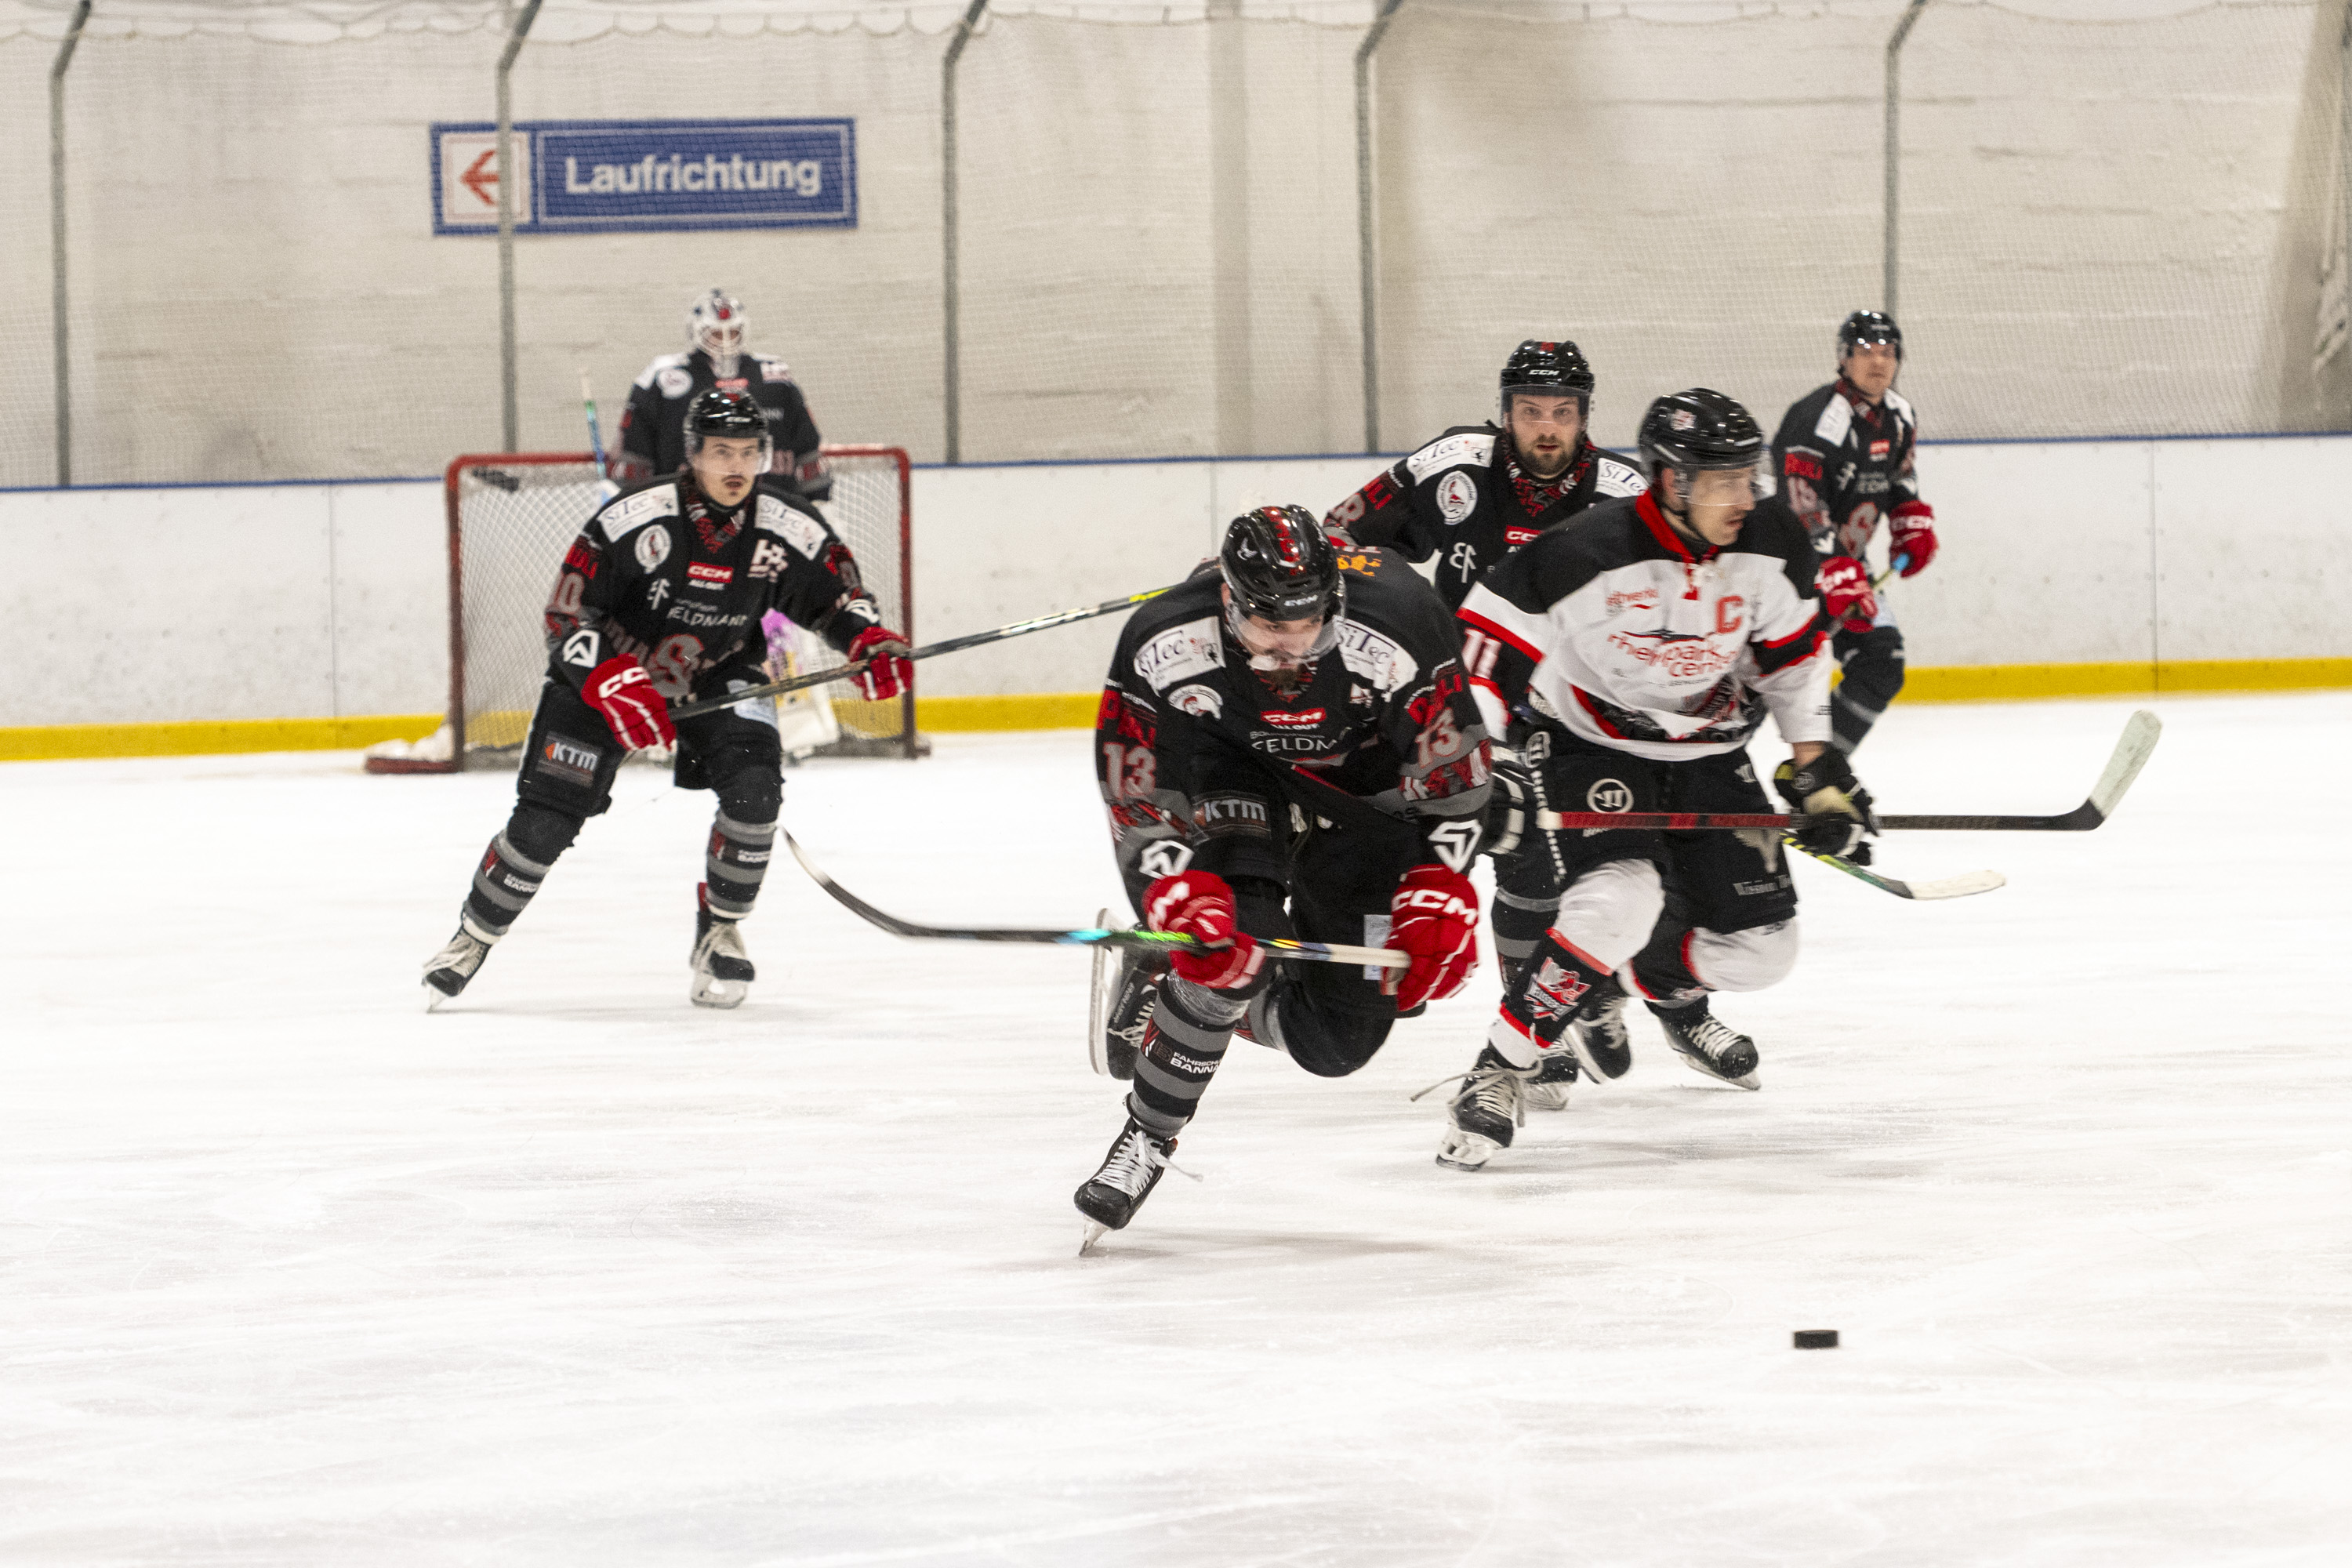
[1793,1329,1839,1349]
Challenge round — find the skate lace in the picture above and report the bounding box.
[699,920,750,963]
[1095,1128,1171,1198]
[1681,1013,1743,1062]
[1410,1062,1535,1127]
[428,931,488,975]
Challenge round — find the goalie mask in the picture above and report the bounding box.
[684,388,772,465]
[1219,505,1345,666]
[688,288,748,378]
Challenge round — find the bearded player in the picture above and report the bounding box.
[1432,390,1872,1171]
[420,390,911,1011]
[1076,507,1496,1243]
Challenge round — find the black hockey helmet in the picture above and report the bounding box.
[1220,505,1345,663]
[1499,339,1595,420]
[684,388,772,462]
[1837,309,1904,363]
[1637,388,1769,493]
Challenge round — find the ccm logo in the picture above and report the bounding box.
[1396,887,1466,913]
[1260,708,1327,728]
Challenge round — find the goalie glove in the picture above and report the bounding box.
[1774,750,1876,861]
[1143,871,1263,991]
[846,626,913,702]
[584,655,676,751]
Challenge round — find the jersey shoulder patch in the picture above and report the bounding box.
[1882,387,1915,427]
[1405,430,1497,483]
[1812,393,1854,448]
[755,355,797,385]
[633,352,691,393]
[1336,619,1418,695]
[594,484,681,537]
[756,492,829,559]
[1592,455,1647,499]
[1133,615,1225,693]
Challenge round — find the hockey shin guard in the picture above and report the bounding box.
[463,814,574,940]
[703,811,777,920]
[1126,977,1246,1140]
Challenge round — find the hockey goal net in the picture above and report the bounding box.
[367,445,916,773]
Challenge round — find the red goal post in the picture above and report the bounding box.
[368,445,915,774]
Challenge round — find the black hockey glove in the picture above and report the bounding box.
[1480,746,1535,861]
[1774,750,1876,862]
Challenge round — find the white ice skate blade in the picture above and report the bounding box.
[1078,1219,1112,1255]
[423,982,452,1014]
[1678,1054,1759,1091]
[1435,1130,1502,1171]
[690,975,750,1009]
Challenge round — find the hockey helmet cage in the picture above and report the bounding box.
[1837,309,1903,363]
[684,388,772,463]
[1220,505,1345,653]
[688,288,749,372]
[1499,339,1596,421]
[1637,388,1769,495]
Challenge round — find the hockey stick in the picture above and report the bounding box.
[668,584,1180,722]
[1785,839,2005,901]
[783,829,1410,968]
[580,370,612,485]
[1870,551,1911,590]
[1538,710,2161,835]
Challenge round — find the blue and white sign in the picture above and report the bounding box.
[432,118,856,235]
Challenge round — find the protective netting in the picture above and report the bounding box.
[0,0,2339,489]
[446,446,913,764]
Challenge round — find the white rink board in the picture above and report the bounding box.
[2,695,2348,1563]
[3,435,2349,731]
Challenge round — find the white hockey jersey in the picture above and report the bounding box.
[1456,490,1832,761]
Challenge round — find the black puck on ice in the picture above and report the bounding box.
[1793,1329,1839,1349]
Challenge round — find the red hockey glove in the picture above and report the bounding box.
[1389,864,1479,1011]
[1816,555,1878,633]
[583,655,675,751]
[1144,871,1263,991]
[1889,501,1937,577]
[846,626,913,702]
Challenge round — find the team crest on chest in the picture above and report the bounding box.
[1436,471,1478,524]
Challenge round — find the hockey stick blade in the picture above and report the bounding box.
[1788,839,2005,901]
[783,830,1410,968]
[1537,710,2164,835]
[670,583,1181,721]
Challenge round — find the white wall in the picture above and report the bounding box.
[2,434,2346,731]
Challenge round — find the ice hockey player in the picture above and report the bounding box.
[1325,342,1646,1104]
[1077,506,1495,1242]
[1325,339,1646,612]
[421,390,910,1011]
[1771,310,1937,755]
[1432,389,1873,1171]
[614,289,831,500]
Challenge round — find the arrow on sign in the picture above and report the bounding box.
[460,148,499,207]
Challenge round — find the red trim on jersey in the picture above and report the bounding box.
[1760,616,1829,653]
[1494,1008,1537,1042]
[1543,931,1614,977]
[1457,606,1544,664]
[1468,672,1508,704]
[1570,686,1632,741]
[1635,491,1693,562]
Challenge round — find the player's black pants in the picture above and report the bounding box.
[1125,809,1421,1142]
[1493,731,1800,1058]
[1831,623,1905,754]
[459,675,783,942]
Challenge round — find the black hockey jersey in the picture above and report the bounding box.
[543,473,881,702]
[1326,426,1646,610]
[1456,491,1831,762]
[1095,549,1492,895]
[616,348,829,500]
[1770,379,1924,561]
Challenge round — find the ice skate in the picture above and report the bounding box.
[1074,1116,1176,1250]
[1091,932,1163,1082]
[1564,976,1633,1083]
[690,883,755,1009]
[1653,997,1760,1090]
[422,920,494,1011]
[1525,1041,1580,1112]
[1425,1045,1539,1171]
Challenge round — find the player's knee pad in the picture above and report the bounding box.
[710,758,782,824]
[1552,857,1666,975]
[1686,918,1800,993]
[1258,982,1389,1079]
[504,800,585,866]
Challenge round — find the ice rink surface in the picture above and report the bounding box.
[4,694,2349,1566]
